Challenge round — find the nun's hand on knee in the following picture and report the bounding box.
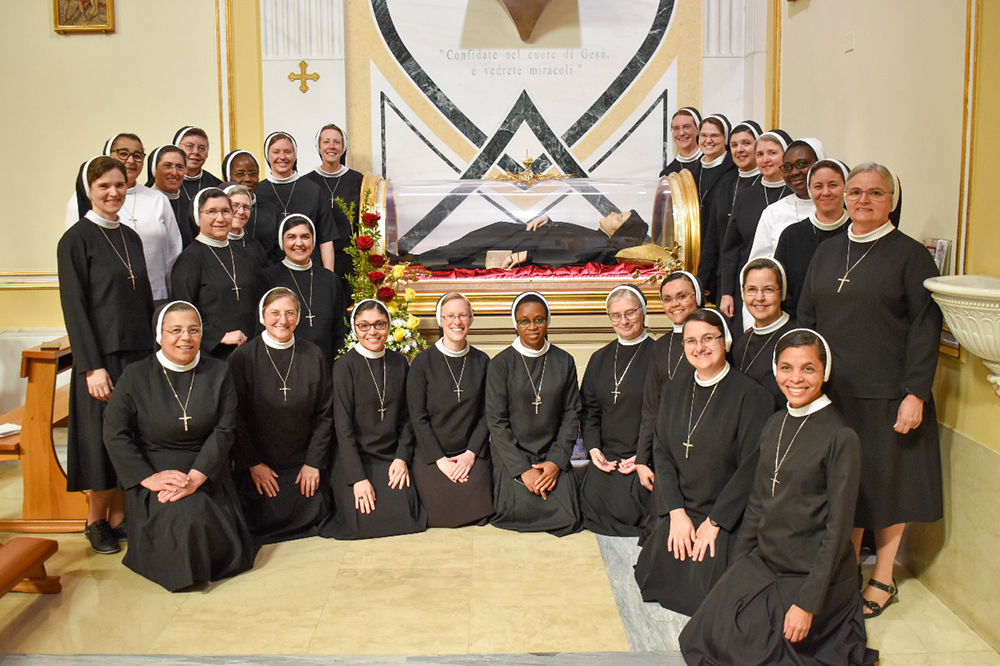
[520,467,543,496]
[141,470,189,493]
[667,509,696,561]
[692,518,721,561]
[161,469,206,503]
[450,451,475,483]
[296,464,320,497]
[388,458,410,489]
[533,461,560,495]
[588,448,617,473]
[894,394,924,434]
[783,604,813,643]
[354,479,375,514]
[635,463,655,491]
[436,456,459,480]
[250,463,280,497]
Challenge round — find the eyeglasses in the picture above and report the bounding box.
[356,321,388,332]
[199,207,233,218]
[608,308,641,323]
[112,149,145,163]
[671,124,694,133]
[265,309,298,320]
[232,203,252,213]
[441,313,471,323]
[779,159,814,173]
[164,326,201,336]
[233,170,259,179]
[516,317,547,328]
[661,291,693,305]
[683,334,723,348]
[744,286,780,298]
[845,187,889,202]
[699,132,723,141]
[181,142,209,154]
[160,161,186,172]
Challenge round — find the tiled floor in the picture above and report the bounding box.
[0,457,997,661]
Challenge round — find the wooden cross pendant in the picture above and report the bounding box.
[279,385,291,401]
[453,386,463,402]
[232,284,241,300]
[532,395,542,414]
[682,441,693,459]
[178,414,191,432]
[612,387,621,404]
[305,313,316,327]
[836,275,850,293]
[770,474,780,496]
[378,406,387,421]
[127,272,136,289]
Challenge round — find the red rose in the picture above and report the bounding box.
[362,212,381,227]
[368,254,386,268]
[377,286,396,302]
[355,236,374,250]
[367,270,385,285]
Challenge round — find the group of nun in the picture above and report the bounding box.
[55,110,943,664]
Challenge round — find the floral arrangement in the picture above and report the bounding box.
[336,190,428,359]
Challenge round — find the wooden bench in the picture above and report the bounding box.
[0,537,61,596]
[0,385,70,462]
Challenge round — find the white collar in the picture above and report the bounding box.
[153,185,180,200]
[787,393,832,417]
[156,349,199,373]
[753,311,790,335]
[677,148,703,164]
[184,172,203,181]
[810,209,849,231]
[353,342,385,359]
[848,221,894,243]
[512,337,550,358]
[700,153,726,168]
[671,323,683,333]
[262,330,294,350]
[85,209,120,229]
[695,362,730,387]
[762,178,786,189]
[282,257,312,271]
[228,230,245,240]
[618,330,650,346]
[738,167,761,179]
[268,172,299,184]
[316,165,348,178]
[196,233,229,248]
[435,338,470,358]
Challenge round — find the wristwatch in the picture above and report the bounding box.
[709,517,719,528]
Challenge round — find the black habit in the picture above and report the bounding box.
[304,168,364,228]
[303,169,361,278]
[798,227,944,529]
[263,262,348,366]
[322,348,428,539]
[635,329,695,469]
[734,314,797,411]
[634,366,771,616]
[229,337,333,545]
[170,241,266,359]
[486,345,582,536]
[230,232,269,270]
[254,178,338,265]
[179,171,223,202]
[680,403,878,665]
[698,171,760,301]
[163,194,195,248]
[774,215,849,319]
[579,336,655,536]
[58,217,155,492]
[406,343,494,527]
[103,354,256,591]
[695,155,737,266]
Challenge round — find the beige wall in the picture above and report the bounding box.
[778,0,966,248]
[0,1,221,276]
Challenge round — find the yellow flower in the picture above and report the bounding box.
[392,327,407,342]
[392,265,406,279]
[404,288,416,302]
[386,302,398,315]
[406,314,420,330]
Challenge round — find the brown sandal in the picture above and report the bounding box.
[862,578,898,619]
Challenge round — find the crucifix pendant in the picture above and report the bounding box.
[279,385,291,401]
[232,284,241,300]
[770,474,780,496]
[682,441,693,459]
[305,313,315,327]
[179,414,191,432]
[612,387,621,404]
[378,406,386,421]
[282,210,289,218]
[836,275,850,293]
[129,216,138,223]
[127,272,136,289]
[454,386,463,402]
[532,395,542,414]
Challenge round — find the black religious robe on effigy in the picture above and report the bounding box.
[720,181,789,330]
[774,216,849,319]
[634,367,771,616]
[103,354,256,592]
[179,171,223,202]
[406,344,494,528]
[255,178,338,265]
[798,227,943,529]
[733,314,797,411]
[578,336,655,536]
[230,233,269,270]
[698,171,759,301]
[303,169,362,278]
[412,216,648,271]
[485,345,582,537]
[263,262,348,366]
[170,241,265,359]
[58,217,155,492]
[229,337,333,544]
[322,348,428,539]
[680,403,879,665]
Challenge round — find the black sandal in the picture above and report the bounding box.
[862,578,898,619]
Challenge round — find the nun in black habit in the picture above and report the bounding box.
[407,293,494,528]
[322,299,428,539]
[633,309,771,616]
[224,184,269,269]
[229,288,333,545]
[693,115,737,251]
[578,285,655,536]
[660,107,703,177]
[170,188,266,360]
[303,123,362,277]
[486,292,582,537]
[264,214,349,366]
[222,149,280,252]
[103,301,256,591]
[58,156,155,553]
[173,126,222,201]
[680,329,878,665]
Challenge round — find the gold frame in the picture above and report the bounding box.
[53,0,114,34]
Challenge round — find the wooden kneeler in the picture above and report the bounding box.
[0,537,61,596]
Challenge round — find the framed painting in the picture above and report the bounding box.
[53,0,114,34]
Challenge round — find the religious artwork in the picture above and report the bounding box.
[53,0,114,33]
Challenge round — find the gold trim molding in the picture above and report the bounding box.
[0,272,59,290]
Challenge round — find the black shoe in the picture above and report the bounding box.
[84,519,121,554]
[111,520,127,542]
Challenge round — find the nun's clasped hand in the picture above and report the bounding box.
[588,448,618,473]
[387,458,410,490]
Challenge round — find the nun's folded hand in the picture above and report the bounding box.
[250,463,280,497]
[436,456,459,479]
[220,330,248,346]
[161,469,207,503]
[449,450,475,483]
[588,448,618,473]
[296,464,320,497]
[893,394,924,434]
[617,455,637,475]
[86,368,114,402]
[533,461,560,495]
[388,458,410,489]
[141,470,190,493]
